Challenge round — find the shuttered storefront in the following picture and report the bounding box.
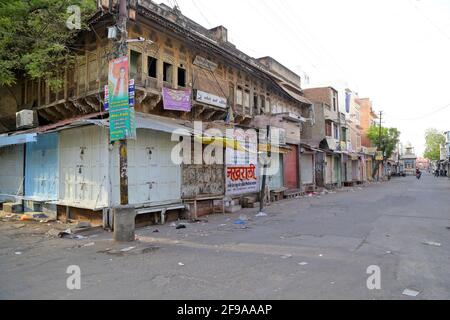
[300,153,314,185]
[59,126,109,210]
[0,144,24,200]
[284,145,299,189]
[112,128,181,206]
[25,133,59,201]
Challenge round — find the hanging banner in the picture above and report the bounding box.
[162,87,192,112]
[129,79,135,107]
[108,56,133,141]
[345,91,351,113]
[104,85,109,110]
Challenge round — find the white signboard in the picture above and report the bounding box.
[225,128,259,195]
[196,90,227,109]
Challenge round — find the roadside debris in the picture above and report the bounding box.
[422,241,441,247]
[281,254,293,259]
[120,246,135,252]
[402,289,420,297]
[76,221,92,229]
[14,252,22,255]
[298,262,308,266]
[20,215,31,221]
[239,214,249,221]
[255,212,268,217]
[176,224,186,230]
[178,262,185,266]
[153,229,159,233]
[11,224,25,229]
[83,242,95,247]
[233,219,246,225]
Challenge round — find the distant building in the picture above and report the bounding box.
[416,157,430,171]
[401,145,417,175]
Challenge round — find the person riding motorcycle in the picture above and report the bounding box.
[416,168,422,179]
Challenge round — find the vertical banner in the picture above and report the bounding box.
[108,56,132,142]
[345,91,351,113]
[104,85,109,110]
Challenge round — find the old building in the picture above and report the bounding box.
[0,1,312,224]
[303,86,342,189]
[356,97,378,181]
[401,144,417,175]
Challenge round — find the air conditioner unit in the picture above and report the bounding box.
[16,110,38,129]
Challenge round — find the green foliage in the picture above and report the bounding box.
[0,0,96,89]
[367,125,401,160]
[423,128,445,160]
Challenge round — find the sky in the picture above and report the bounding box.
[160,0,450,156]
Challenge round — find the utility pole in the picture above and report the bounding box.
[117,0,128,205]
[377,110,383,181]
[259,125,271,213]
[113,0,135,242]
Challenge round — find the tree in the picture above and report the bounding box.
[367,125,401,160]
[423,128,445,160]
[0,0,96,89]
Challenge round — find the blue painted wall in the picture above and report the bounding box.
[25,133,59,200]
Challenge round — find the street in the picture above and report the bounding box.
[1,174,450,300]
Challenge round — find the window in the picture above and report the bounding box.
[325,120,332,137]
[163,62,173,83]
[260,95,266,114]
[333,123,339,140]
[243,90,250,108]
[253,93,259,115]
[130,50,142,80]
[228,83,235,108]
[177,66,186,87]
[236,87,243,105]
[148,57,157,78]
[332,91,338,111]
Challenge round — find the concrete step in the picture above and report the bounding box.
[225,205,242,213]
[2,202,23,214]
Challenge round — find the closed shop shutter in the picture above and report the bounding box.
[25,133,59,201]
[114,129,181,206]
[0,144,24,198]
[59,126,109,209]
[284,145,298,189]
[300,153,314,185]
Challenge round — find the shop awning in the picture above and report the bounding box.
[0,133,37,147]
[136,113,193,136]
[196,136,291,154]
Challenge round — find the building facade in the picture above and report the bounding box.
[0,1,312,224]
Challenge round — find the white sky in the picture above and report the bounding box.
[161,0,450,156]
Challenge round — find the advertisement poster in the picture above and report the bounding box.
[162,87,192,112]
[108,56,133,141]
[225,128,259,195]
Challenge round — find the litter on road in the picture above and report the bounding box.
[298,262,308,266]
[120,247,135,252]
[402,289,420,297]
[178,262,185,266]
[281,254,293,259]
[255,212,268,217]
[422,241,441,247]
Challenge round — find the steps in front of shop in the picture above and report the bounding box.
[284,189,303,199]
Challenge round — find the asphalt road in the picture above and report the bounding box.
[1,174,450,299]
